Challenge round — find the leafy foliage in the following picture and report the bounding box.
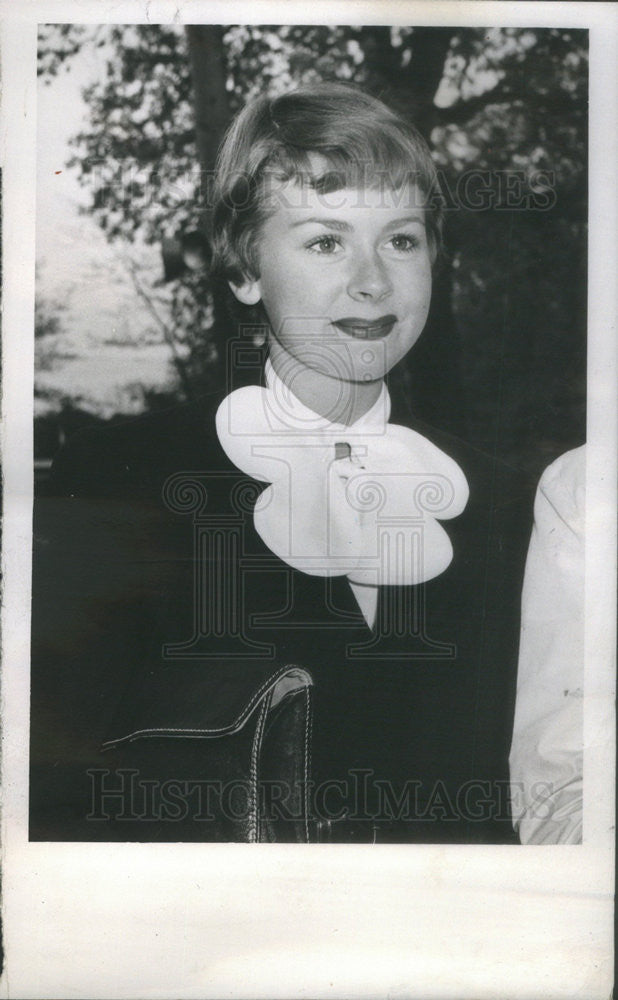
[37,24,588,474]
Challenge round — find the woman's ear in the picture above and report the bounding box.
[228,277,261,306]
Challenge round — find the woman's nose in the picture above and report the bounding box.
[346,250,393,302]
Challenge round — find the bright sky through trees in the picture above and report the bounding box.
[36,41,175,416]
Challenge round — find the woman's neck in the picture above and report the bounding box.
[268,340,383,426]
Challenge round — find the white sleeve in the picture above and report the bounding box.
[509,446,585,844]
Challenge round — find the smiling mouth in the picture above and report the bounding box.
[333,315,397,340]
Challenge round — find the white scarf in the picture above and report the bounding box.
[216,362,469,624]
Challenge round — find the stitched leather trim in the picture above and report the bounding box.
[101,664,313,750]
[303,684,313,844]
[249,692,271,843]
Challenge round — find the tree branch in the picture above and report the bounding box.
[436,78,585,127]
[123,256,192,398]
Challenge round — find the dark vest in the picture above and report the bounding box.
[30,387,534,843]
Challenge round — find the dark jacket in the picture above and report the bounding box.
[30,384,534,843]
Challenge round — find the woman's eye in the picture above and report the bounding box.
[388,234,419,253]
[306,235,341,254]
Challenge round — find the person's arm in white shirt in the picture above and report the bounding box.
[509,446,585,844]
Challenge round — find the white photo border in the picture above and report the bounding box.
[1,2,615,998]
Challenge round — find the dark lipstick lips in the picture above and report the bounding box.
[333,315,397,340]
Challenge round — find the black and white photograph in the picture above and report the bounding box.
[1,2,615,997]
[30,20,590,846]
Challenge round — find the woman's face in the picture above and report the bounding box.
[231,180,433,385]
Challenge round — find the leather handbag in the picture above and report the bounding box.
[99,660,314,842]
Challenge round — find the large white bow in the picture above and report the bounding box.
[216,372,469,588]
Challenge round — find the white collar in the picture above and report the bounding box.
[216,365,469,590]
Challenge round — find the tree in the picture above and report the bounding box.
[38,24,588,474]
[34,278,69,387]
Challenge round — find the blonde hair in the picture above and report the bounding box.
[211,82,444,285]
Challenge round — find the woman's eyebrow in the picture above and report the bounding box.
[289,213,426,232]
[382,214,425,230]
[290,217,351,231]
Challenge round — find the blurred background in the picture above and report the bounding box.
[35,24,587,486]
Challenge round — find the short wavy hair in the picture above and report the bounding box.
[210,82,444,286]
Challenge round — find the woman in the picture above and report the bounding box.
[30,84,534,843]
